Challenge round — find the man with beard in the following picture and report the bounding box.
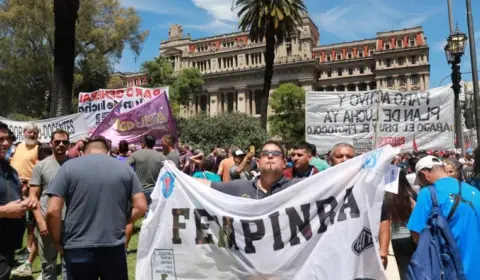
[161,135,180,169]
[28,130,69,280]
[0,122,37,279]
[283,142,319,179]
[199,141,301,199]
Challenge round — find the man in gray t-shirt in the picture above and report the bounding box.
[127,134,165,207]
[161,134,180,168]
[29,130,69,280]
[45,136,147,280]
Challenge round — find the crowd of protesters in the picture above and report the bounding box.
[1,121,480,279]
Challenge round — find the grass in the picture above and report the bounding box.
[13,221,141,280]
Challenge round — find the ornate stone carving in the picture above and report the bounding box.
[168,24,183,40]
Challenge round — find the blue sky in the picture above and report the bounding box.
[117,0,480,88]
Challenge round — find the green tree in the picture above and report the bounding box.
[176,112,267,152]
[0,0,148,117]
[269,83,305,146]
[107,75,125,89]
[171,68,204,110]
[236,0,307,131]
[141,56,174,87]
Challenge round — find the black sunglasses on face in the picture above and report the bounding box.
[53,140,70,146]
[260,150,283,158]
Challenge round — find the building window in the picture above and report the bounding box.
[369,49,374,56]
[410,56,417,65]
[411,74,419,85]
[399,76,406,86]
[326,54,331,62]
[359,66,365,74]
[348,52,352,59]
[398,57,405,66]
[387,77,394,87]
[386,59,392,67]
[327,69,332,77]
[385,43,390,50]
[337,68,343,76]
[397,40,402,48]
[409,38,415,47]
[286,44,292,56]
[358,50,363,58]
[348,68,353,75]
[337,54,342,60]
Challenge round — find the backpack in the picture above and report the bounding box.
[406,182,466,280]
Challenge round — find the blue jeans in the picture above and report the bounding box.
[143,189,153,217]
[64,245,127,280]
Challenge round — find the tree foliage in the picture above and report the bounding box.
[269,83,305,146]
[141,56,173,87]
[236,0,306,131]
[171,68,204,109]
[176,112,267,152]
[0,0,148,117]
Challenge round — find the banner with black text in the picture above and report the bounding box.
[0,113,88,143]
[306,86,455,153]
[136,146,398,280]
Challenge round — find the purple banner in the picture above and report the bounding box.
[91,92,177,148]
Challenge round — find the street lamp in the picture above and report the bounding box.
[444,27,468,152]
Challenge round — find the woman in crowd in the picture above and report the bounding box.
[192,156,221,182]
[443,158,463,181]
[385,170,417,280]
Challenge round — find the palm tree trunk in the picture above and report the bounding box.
[50,0,79,117]
[260,22,276,131]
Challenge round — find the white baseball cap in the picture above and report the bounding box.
[233,149,245,157]
[415,156,444,175]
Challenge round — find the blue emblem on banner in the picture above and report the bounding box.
[161,172,176,199]
[361,149,382,169]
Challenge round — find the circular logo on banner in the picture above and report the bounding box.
[161,172,176,199]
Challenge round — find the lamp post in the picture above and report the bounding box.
[444,27,468,152]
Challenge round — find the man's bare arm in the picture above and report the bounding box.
[379,220,390,268]
[128,192,148,224]
[46,196,64,245]
[30,186,48,236]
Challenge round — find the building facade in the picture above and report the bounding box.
[159,16,430,117]
[110,72,148,87]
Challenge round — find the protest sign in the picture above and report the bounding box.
[136,146,399,280]
[0,113,88,143]
[78,86,169,131]
[91,92,176,147]
[306,86,455,153]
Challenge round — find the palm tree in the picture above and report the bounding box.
[236,0,307,130]
[50,0,80,117]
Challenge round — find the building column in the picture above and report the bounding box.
[344,84,348,92]
[251,90,256,115]
[366,83,370,91]
[393,75,399,90]
[406,74,412,91]
[208,91,218,116]
[301,83,313,92]
[332,85,337,92]
[355,83,359,91]
[236,87,247,113]
[376,79,381,90]
[424,75,430,90]
[420,74,425,91]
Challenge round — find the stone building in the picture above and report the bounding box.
[159,16,430,117]
[110,72,148,87]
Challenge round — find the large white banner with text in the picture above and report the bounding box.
[306,86,455,153]
[136,146,398,280]
[78,86,169,131]
[0,113,88,143]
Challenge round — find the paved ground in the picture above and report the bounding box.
[385,243,400,280]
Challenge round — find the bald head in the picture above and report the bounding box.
[330,143,356,166]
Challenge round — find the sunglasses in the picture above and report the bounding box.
[53,140,70,146]
[260,150,283,158]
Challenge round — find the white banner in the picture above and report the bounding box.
[136,146,399,280]
[78,86,169,131]
[306,86,455,153]
[0,113,88,143]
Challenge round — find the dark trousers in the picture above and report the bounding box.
[64,245,128,280]
[392,237,417,280]
[0,251,14,280]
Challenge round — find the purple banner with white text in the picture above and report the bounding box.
[91,92,177,148]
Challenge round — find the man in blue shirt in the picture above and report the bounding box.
[0,122,37,279]
[408,155,480,279]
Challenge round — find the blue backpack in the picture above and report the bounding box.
[406,183,466,280]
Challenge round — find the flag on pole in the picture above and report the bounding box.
[413,136,419,152]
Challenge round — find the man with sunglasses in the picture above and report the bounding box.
[28,130,70,280]
[202,141,302,199]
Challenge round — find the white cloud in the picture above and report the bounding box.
[315,0,436,41]
[191,0,237,22]
[183,19,234,34]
